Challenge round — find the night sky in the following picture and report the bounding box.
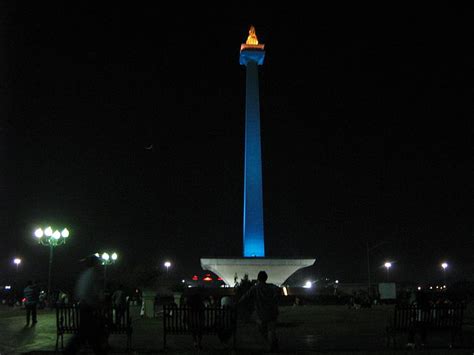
[1,4,473,286]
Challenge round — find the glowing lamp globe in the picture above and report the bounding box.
[61,228,69,238]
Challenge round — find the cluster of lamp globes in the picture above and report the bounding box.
[95,252,118,265]
[34,226,70,245]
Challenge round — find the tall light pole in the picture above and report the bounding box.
[34,226,69,300]
[366,240,388,294]
[384,262,392,282]
[164,261,171,275]
[13,258,22,272]
[441,262,448,287]
[96,252,118,289]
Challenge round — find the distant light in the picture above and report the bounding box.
[34,228,44,238]
[61,228,69,238]
[282,286,288,296]
[52,230,61,240]
[335,280,339,284]
[181,279,185,283]
[441,262,448,270]
[417,286,421,290]
[102,252,110,261]
[44,227,53,237]
[384,262,392,269]
[430,286,433,290]
[111,253,118,261]
[187,285,192,288]
[164,261,171,268]
[443,285,447,289]
[436,286,439,289]
[220,285,226,288]
[5,285,11,290]
[13,258,21,265]
[192,275,198,281]
[303,281,312,289]
[94,253,100,257]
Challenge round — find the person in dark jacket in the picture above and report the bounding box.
[23,280,39,326]
[406,290,430,349]
[186,293,205,350]
[238,271,280,351]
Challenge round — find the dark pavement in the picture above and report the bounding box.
[1,304,473,354]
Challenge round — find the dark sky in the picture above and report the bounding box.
[1,3,473,285]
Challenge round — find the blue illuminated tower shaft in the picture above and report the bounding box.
[241,50,265,257]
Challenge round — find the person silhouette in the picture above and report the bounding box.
[23,280,39,326]
[238,271,280,351]
[186,293,205,350]
[64,255,108,354]
[112,284,127,325]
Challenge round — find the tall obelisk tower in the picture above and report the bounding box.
[240,26,265,257]
[200,28,315,286]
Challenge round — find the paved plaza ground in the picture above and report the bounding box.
[0,304,473,354]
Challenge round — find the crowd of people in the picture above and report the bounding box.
[10,254,129,354]
[11,259,467,353]
[63,255,130,354]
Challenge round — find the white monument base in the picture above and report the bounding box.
[200,257,316,286]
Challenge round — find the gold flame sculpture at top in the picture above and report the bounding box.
[241,25,265,51]
[246,25,259,45]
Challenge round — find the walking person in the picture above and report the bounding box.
[64,254,108,354]
[111,284,126,325]
[24,280,39,326]
[238,271,280,351]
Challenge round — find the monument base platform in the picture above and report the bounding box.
[200,257,316,286]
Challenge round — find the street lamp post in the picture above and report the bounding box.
[34,226,69,301]
[384,262,392,282]
[13,258,22,272]
[96,252,118,289]
[441,262,448,287]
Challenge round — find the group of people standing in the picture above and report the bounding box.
[64,255,128,354]
[22,254,281,353]
[183,270,280,352]
[22,254,126,354]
